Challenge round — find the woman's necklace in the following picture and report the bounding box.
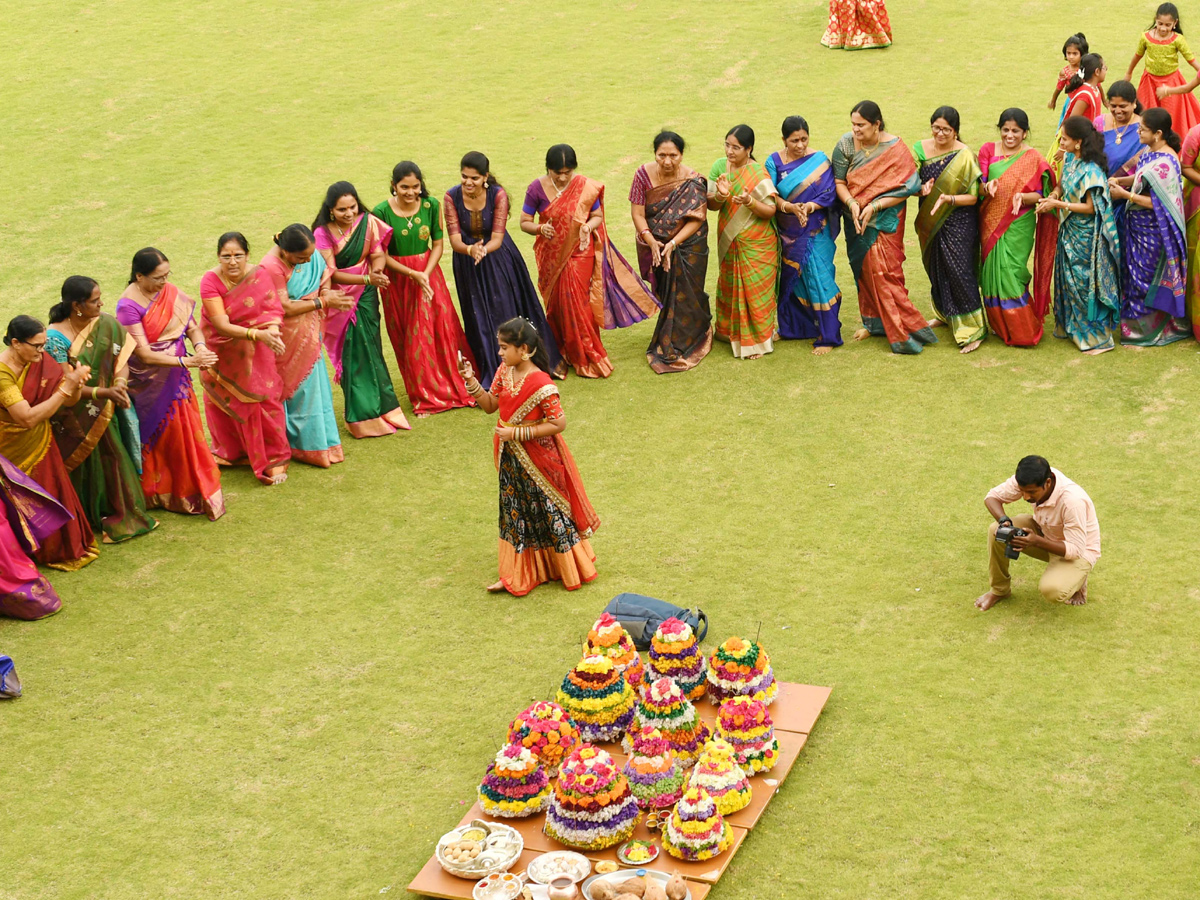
[503,363,532,396]
[547,177,565,199]
[393,198,420,234]
[1114,120,1134,145]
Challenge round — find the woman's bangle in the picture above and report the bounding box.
[639,228,651,238]
[313,296,322,310]
[178,356,187,368]
[247,328,257,342]
[114,377,128,388]
[57,385,73,398]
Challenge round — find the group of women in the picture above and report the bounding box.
[4,87,1200,613]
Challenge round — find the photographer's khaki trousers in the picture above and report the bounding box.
[988,515,1092,602]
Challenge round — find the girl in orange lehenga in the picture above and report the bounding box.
[821,0,892,51]
[457,317,599,597]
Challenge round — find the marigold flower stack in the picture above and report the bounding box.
[507,700,581,777]
[706,636,778,705]
[543,746,642,850]
[478,743,552,818]
[647,617,707,700]
[623,676,710,767]
[556,654,636,743]
[687,737,751,815]
[583,612,645,688]
[715,696,779,775]
[621,725,686,810]
[661,785,734,861]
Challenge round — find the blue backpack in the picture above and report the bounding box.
[0,655,20,699]
[602,593,708,651]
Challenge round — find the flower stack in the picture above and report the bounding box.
[647,617,707,700]
[706,636,778,706]
[507,700,581,777]
[687,737,751,816]
[556,654,636,743]
[715,696,779,775]
[478,743,552,818]
[661,785,734,861]
[583,613,646,688]
[622,726,686,810]
[543,746,641,850]
[623,676,709,768]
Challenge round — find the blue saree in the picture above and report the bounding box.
[283,253,345,467]
[1053,156,1121,351]
[765,151,843,347]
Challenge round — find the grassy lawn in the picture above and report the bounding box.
[2,1,1198,897]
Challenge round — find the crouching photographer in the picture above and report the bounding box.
[975,455,1101,612]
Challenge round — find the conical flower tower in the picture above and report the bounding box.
[661,785,734,861]
[583,613,645,688]
[478,742,552,818]
[715,696,779,775]
[706,636,777,705]
[506,700,581,777]
[556,654,635,743]
[623,676,709,768]
[687,737,751,816]
[543,746,641,850]
[647,616,707,700]
[622,725,686,810]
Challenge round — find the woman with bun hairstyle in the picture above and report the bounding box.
[1037,116,1121,353]
[262,223,352,466]
[445,152,562,388]
[45,276,157,542]
[199,232,291,485]
[0,314,98,568]
[372,161,478,413]
[1108,107,1192,344]
[115,247,225,519]
[457,317,599,597]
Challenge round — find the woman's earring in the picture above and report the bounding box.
[521,352,531,361]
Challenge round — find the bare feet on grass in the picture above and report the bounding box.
[975,591,1005,611]
[486,580,507,593]
[853,328,871,341]
[812,344,833,356]
[960,339,982,354]
[927,318,945,328]
[1065,581,1087,606]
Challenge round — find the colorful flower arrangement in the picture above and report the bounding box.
[687,737,751,816]
[478,742,552,818]
[647,617,707,700]
[716,696,779,775]
[583,613,645,688]
[706,636,777,706]
[661,785,734,861]
[556,654,636,743]
[543,746,641,850]
[622,726,686,810]
[507,701,581,777]
[622,676,709,768]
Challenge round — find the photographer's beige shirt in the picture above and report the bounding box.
[986,468,1101,565]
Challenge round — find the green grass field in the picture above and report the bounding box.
[3,1,1198,897]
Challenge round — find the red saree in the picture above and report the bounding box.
[0,355,98,570]
[491,365,599,596]
[200,267,290,483]
[534,176,613,378]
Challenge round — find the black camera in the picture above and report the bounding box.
[994,524,1028,560]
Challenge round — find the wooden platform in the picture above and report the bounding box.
[408,681,830,899]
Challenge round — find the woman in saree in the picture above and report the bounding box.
[1095,81,1147,237]
[266,224,350,467]
[115,247,225,519]
[1108,108,1192,345]
[1180,122,1200,336]
[913,106,987,353]
[372,161,478,413]
[312,181,410,439]
[1051,54,1108,176]
[457,317,599,597]
[0,452,70,619]
[1037,117,1122,353]
[978,109,1059,347]
[630,131,713,373]
[446,152,562,388]
[766,116,843,354]
[834,101,937,354]
[45,276,157,543]
[821,0,891,50]
[0,315,97,569]
[519,144,660,378]
[708,125,780,359]
[199,233,290,485]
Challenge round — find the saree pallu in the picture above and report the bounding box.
[447,184,562,388]
[978,145,1058,346]
[279,254,344,468]
[768,151,843,347]
[115,285,224,520]
[1050,84,1102,178]
[0,356,98,570]
[533,176,613,378]
[316,214,409,439]
[46,317,156,543]
[1137,70,1200,136]
[1181,124,1200,337]
[1120,151,1192,345]
[492,366,599,596]
[640,176,713,373]
[835,136,937,354]
[382,251,478,411]
[821,0,891,49]
[0,454,70,619]
[914,147,986,347]
[200,266,291,483]
[710,160,779,358]
[1053,158,1122,351]
[1096,116,1147,232]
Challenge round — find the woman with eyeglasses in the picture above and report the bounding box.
[199,232,291,485]
[913,106,987,353]
[115,247,225,519]
[44,276,158,543]
[0,314,98,569]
